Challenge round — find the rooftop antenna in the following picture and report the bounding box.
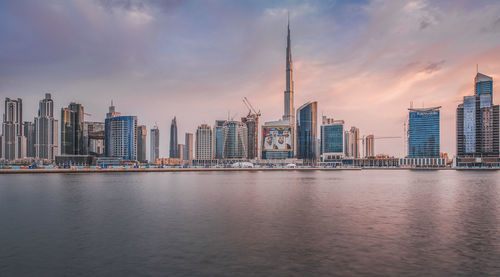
[477,64,479,74]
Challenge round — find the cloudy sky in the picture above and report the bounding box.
[1,0,500,158]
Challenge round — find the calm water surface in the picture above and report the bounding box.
[1,170,499,276]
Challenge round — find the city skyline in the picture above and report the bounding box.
[2,1,500,157]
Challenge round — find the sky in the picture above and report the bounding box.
[1,0,500,159]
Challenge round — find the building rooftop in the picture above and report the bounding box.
[475,72,493,83]
[408,106,441,112]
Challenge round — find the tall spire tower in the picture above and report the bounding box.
[283,14,294,124]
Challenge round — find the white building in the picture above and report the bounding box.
[35,93,58,161]
[196,124,213,160]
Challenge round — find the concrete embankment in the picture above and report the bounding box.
[0,167,498,174]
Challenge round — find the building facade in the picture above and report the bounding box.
[185,132,193,161]
[1,98,26,160]
[105,104,137,161]
[169,117,178,158]
[196,124,213,160]
[344,126,359,158]
[34,93,58,160]
[408,107,440,158]
[137,125,147,162]
[242,115,259,160]
[261,120,294,159]
[365,135,375,158]
[61,102,84,155]
[296,101,317,161]
[222,121,248,159]
[83,121,105,156]
[283,19,295,124]
[24,121,35,158]
[214,120,225,159]
[457,72,499,158]
[150,125,159,162]
[320,116,344,161]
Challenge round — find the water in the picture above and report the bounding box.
[1,170,499,276]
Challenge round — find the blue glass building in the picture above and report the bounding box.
[214,120,225,159]
[105,115,137,161]
[321,124,344,154]
[408,107,440,158]
[476,72,493,108]
[296,101,317,160]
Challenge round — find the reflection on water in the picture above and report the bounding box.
[0,171,499,276]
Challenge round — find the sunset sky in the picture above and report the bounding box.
[2,0,500,158]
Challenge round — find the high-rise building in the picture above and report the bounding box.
[283,18,295,125]
[222,121,248,159]
[178,144,184,161]
[1,98,26,160]
[261,120,294,159]
[35,93,58,160]
[61,102,84,155]
[457,72,499,158]
[196,124,213,160]
[105,104,137,160]
[83,121,105,156]
[150,125,159,162]
[407,107,440,158]
[242,114,259,159]
[296,101,317,161]
[169,117,178,158]
[185,132,193,161]
[320,116,344,161]
[344,127,360,158]
[365,135,375,158]
[137,125,147,162]
[214,120,225,159]
[24,121,35,158]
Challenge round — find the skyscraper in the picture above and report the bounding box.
[137,125,147,162]
[83,121,105,156]
[196,124,213,160]
[320,116,344,161]
[177,144,184,161]
[23,121,35,158]
[61,102,84,155]
[150,125,159,162]
[344,126,360,159]
[283,18,295,124]
[214,120,225,159]
[222,121,248,159]
[169,117,178,158]
[35,93,58,160]
[185,132,193,161]
[407,107,440,158]
[365,135,375,158]
[457,72,499,158]
[296,101,317,161]
[1,98,26,160]
[241,114,258,159]
[104,103,137,160]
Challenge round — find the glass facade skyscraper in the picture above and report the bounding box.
[296,101,317,161]
[61,102,84,155]
[169,117,178,158]
[457,72,499,158]
[320,116,344,161]
[137,125,147,162]
[105,104,137,161]
[222,121,248,159]
[214,120,225,159]
[408,107,440,158]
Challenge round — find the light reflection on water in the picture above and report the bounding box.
[0,170,499,276]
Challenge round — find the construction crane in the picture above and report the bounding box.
[357,135,402,157]
[243,97,261,117]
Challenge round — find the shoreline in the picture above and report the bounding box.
[0,167,498,174]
